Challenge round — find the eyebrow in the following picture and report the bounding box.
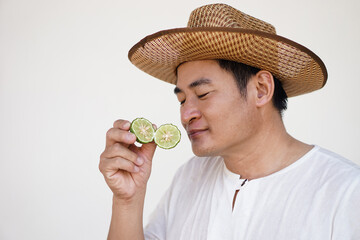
[174,78,212,94]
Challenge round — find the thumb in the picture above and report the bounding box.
[139,141,157,162]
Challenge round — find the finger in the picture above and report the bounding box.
[106,127,136,148]
[103,143,144,166]
[141,141,157,160]
[99,157,140,176]
[131,141,157,163]
[113,119,131,130]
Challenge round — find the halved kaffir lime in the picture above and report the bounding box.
[130,118,155,144]
[154,124,181,149]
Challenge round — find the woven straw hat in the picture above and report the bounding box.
[128,3,327,97]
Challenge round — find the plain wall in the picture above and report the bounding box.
[1,0,359,239]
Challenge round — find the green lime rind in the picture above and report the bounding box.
[130,118,155,144]
[154,124,181,149]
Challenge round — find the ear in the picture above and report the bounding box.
[254,70,274,107]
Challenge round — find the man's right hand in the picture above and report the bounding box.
[99,119,157,201]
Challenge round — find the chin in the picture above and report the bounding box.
[191,143,217,157]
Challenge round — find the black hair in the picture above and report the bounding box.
[216,59,288,114]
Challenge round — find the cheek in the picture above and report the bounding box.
[212,99,253,132]
[206,101,240,133]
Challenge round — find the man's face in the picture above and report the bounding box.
[175,60,260,158]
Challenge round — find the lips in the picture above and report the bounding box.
[187,128,208,140]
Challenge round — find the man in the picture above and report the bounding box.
[99,4,360,239]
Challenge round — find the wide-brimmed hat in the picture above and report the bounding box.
[128,3,327,97]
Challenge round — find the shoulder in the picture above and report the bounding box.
[312,148,360,237]
[308,146,360,195]
[312,146,360,177]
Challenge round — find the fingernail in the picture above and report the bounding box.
[136,157,144,165]
[133,166,140,172]
[124,121,130,129]
[127,133,135,141]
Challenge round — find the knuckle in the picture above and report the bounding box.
[108,143,123,156]
[114,157,124,166]
[100,149,107,158]
[106,128,114,138]
[100,148,110,159]
[98,160,104,173]
[112,143,122,151]
[99,152,105,163]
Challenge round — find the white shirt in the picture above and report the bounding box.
[144,146,360,239]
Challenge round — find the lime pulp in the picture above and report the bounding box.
[130,118,155,144]
[154,124,181,149]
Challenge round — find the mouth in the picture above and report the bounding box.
[187,128,208,140]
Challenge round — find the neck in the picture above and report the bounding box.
[222,113,312,180]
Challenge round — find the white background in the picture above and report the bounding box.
[1,0,359,239]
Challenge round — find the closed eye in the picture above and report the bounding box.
[179,92,210,105]
[198,92,209,99]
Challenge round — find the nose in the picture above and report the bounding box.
[181,99,201,126]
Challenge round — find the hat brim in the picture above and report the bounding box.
[128,27,327,97]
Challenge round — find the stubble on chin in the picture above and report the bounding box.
[191,143,218,157]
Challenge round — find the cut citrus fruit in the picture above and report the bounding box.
[154,124,181,149]
[130,118,155,144]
